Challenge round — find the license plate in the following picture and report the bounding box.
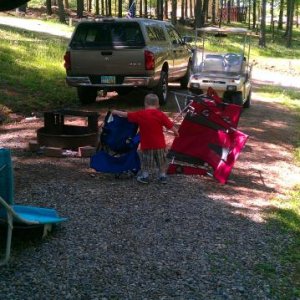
[101,76,116,84]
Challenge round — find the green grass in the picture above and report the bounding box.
[0,25,77,116]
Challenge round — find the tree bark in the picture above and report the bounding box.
[164,0,168,19]
[57,0,66,23]
[252,0,256,29]
[195,0,203,28]
[278,0,284,29]
[171,0,178,24]
[46,0,52,15]
[211,0,216,23]
[259,0,267,47]
[227,0,231,23]
[270,0,274,31]
[144,0,148,17]
[118,0,122,17]
[77,0,84,18]
[157,0,164,19]
[286,0,295,47]
[95,0,99,14]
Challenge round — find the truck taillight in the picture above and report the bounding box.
[144,50,155,71]
[64,51,71,70]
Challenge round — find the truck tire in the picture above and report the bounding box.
[156,71,168,105]
[243,90,251,108]
[180,62,192,89]
[77,87,97,104]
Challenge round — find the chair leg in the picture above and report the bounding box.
[42,224,52,238]
[0,212,13,266]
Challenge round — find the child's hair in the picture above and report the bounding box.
[144,93,159,107]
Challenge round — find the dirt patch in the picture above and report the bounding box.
[1,91,299,223]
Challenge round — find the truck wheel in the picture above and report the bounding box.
[231,92,243,106]
[77,87,97,104]
[156,71,168,105]
[243,90,252,108]
[180,62,192,89]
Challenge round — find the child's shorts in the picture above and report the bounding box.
[139,149,167,172]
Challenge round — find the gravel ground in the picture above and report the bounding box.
[0,91,300,299]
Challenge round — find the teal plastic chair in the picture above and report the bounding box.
[0,148,67,265]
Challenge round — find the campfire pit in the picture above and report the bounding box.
[37,109,99,149]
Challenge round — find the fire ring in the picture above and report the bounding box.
[37,110,99,149]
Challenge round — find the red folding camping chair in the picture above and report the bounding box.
[168,88,248,184]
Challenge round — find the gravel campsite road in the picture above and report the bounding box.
[0,14,300,299]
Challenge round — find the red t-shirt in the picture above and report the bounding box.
[128,108,173,150]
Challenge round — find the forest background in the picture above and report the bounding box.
[14,0,299,49]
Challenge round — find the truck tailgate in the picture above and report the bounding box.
[71,49,146,75]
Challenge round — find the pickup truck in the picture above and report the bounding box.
[64,18,192,105]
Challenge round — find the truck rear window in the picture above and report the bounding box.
[70,22,145,49]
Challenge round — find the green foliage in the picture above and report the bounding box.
[0,25,77,115]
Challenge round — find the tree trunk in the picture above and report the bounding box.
[77,0,84,18]
[180,0,185,22]
[101,0,104,15]
[46,0,52,15]
[248,0,251,29]
[259,0,267,47]
[57,0,66,23]
[219,0,223,27]
[95,0,99,14]
[185,0,188,18]
[118,0,122,17]
[108,0,111,16]
[212,0,216,23]
[270,0,274,30]
[164,0,168,19]
[139,0,143,17]
[227,0,231,23]
[278,0,284,29]
[285,0,291,36]
[194,0,203,27]
[286,0,295,47]
[171,0,177,24]
[144,0,147,17]
[252,0,256,29]
[157,0,164,19]
[202,0,208,24]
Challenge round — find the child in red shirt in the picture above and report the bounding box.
[112,93,178,184]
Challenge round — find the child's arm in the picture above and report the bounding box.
[111,110,128,118]
[170,125,179,137]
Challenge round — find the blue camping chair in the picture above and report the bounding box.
[90,112,140,175]
[0,148,67,265]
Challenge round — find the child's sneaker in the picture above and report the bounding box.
[137,176,149,184]
[159,176,167,184]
